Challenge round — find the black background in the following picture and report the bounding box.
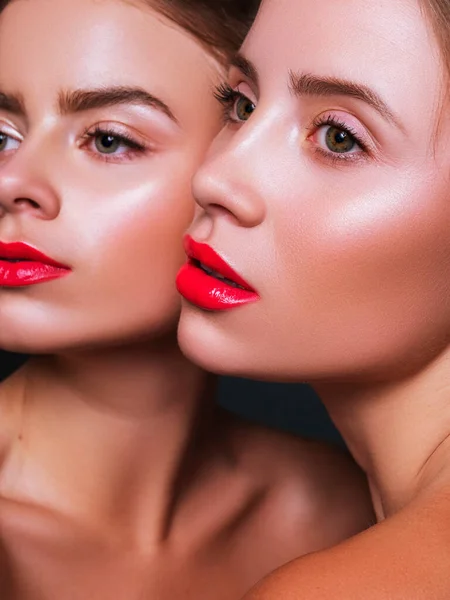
[0,350,343,445]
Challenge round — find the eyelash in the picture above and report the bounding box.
[214,82,249,124]
[309,114,370,165]
[80,125,148,163]
[0,128,22,155]
[215,82,373,166]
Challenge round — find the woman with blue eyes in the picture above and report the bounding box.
[0,0,373,597]
[177,0,450,597]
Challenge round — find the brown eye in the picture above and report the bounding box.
[235,96,256,122]
[95,133,121,154]
[325,126,356,153]
[0,133,7,151]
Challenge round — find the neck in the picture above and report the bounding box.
[315,349,450,521]
[1,336,219,545]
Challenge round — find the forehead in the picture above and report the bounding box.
[244,0,443,123]
[0,0,221,122]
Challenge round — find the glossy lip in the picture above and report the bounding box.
[176,235,259,311]
[0,241,71,287]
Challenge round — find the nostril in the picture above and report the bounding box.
[206,202,247,227]
[209,203,232,216]
[14,198,40,210]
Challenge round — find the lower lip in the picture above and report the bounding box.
[176,262,259,311]
[0,261,71,287]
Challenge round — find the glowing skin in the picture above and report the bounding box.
[0,1,373,597]
[177,0,450,597]
[0,0,225,353]
[178,0,450,383]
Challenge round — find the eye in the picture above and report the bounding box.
[234,95,256,122]
[214,83,256,124]
[0,131,21,153]
[90,130,144,156]
[315,123,361,155]
[81,125,148,163]
[94,133,123,155]
[322,126,357,154]
[308,113,371,165]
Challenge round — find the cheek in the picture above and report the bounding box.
[269,168,450,372]
[0,172,197,352]
[97,182,194,280]
[277,166,447,288]
[59,172,196,316]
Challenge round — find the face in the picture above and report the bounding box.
[0,0,224,353]
[177,0,450,382]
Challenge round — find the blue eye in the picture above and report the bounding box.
[94,133,123,154]
[82,126,147,162]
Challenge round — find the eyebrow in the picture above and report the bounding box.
[58,86,178,122]
[0,91,26,116]
[289,72,403,129]
[229,54,403,131]
[230,53,259,87]
[0,86,178,124]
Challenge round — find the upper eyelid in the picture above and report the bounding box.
[313,117,364,142]
[235,84,258,104]
[0,122,23,140]
[311,110,377,148]
[227,67,259,98]
[82,123,149,144]
[85,121,140,135]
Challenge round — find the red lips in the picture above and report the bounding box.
[0,242,71,287]
[176,235,259,311]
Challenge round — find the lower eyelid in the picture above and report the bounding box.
[311,145,370,166]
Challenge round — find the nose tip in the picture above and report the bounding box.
[0,161,61,220]
[193,160,266,229]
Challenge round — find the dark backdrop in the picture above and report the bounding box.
[0,350,343,445]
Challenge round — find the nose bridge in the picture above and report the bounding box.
[195,112,274,228]
[221,112,273,182]
[0,136,61,220]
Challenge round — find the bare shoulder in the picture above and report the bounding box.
[225,412,374,553]
[243,488,450,600]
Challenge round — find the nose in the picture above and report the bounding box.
[0,146,61,220]
[192,125,266,229]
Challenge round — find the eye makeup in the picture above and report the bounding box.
[214,82,256,125]
[79,122,151,164]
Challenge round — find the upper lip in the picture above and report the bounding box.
[184,235,256,292]
[0,241,69,268]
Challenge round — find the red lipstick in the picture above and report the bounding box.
[176,235,259,311]
[0,242,71,287]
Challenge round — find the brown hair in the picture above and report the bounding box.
[145,0,260,63]
[0,0,259,63]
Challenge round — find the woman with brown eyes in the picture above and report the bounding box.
[177,0,450,597]
[0,0,373,597]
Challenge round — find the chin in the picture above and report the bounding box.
[178,307,231,373]
[177,305,262,377]
[0,290,182,355]
[178,304,365,383]
[0,327,76,355]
